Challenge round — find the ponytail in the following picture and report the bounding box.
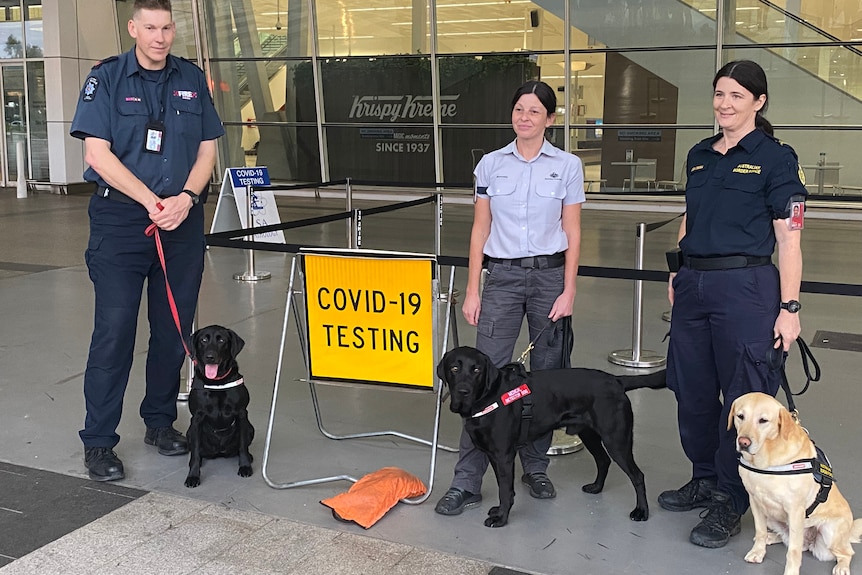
[755,112,773,136]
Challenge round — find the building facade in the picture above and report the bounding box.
[18,0,862,196]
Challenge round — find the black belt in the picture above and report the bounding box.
[96,187,137,204]
[485,252,565,269]
[684,255,771,271]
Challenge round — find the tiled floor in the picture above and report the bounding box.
[0,189,861,574]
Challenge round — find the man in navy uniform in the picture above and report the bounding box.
[70,0,224,481]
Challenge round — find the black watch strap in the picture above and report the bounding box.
[780,300,802,313]
[182,188,200,205]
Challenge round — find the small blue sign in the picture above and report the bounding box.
[229,166,271,189]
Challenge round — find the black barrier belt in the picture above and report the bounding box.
[207,210,354,239]
[204,198,862,298]
[645,212,684,233]
[358,195,437,216]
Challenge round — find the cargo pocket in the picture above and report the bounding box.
[85,235,104,282]
[731,338,784,397]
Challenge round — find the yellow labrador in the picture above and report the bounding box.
[729,392,862,575]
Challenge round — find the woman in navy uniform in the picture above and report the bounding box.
[70,0,224,482]
[434,81,585,516]
[659,60,806,548]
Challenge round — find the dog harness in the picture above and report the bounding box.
[738,444,833,518]
[471,383,534,448]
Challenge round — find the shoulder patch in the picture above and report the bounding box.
[797,164,806,186]
[91,55,118,70]
[82,77,99,102]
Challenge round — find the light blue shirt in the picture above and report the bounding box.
[475,139,585,259]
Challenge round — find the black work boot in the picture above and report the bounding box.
[657,477,717,512]
[84,447,125,482]
[144,425,189,456]
[434,488,482,515]
[689,491,741,548]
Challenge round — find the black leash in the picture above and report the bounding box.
[770,335,821,417]
[516,317,556,364]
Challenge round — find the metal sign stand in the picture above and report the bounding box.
[261,257,458,505]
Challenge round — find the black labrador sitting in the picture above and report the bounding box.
[184,325,255,488]
[437,346,666,527]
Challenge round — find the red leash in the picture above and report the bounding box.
[145,203,194,361]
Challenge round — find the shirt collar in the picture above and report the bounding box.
[694,129,767,154]
[503,138,559,162]
[122,46,179,78]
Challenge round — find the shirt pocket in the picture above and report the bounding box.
[486,178,516,197]
[171,96,203,138]
[535,178,565,200]
[116,100,149,144]
[685,169,710,191]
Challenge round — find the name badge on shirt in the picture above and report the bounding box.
[144,120,165,154]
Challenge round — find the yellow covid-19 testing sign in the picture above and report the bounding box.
[303,251,435,389]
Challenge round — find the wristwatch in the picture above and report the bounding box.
[780,300,802,313]
[181,188,200,205]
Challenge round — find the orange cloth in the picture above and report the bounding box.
[320,467,427,529]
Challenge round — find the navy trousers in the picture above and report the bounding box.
[667,264,784,513]
[80,196,205,448]
[450,261,572,494]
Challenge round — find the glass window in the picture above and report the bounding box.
[206,0,316,59]
[26,59,45,179]
[315,0,428,57]
[23,0,40,57]
[0,0,23,59]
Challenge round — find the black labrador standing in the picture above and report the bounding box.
[184,325,255,488]
[437,346,666,527]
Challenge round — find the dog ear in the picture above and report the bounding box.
[190,329,203,362]
[727,398,739,431]
[436,354,448,383]
[778,404,797,442]
[228,329,245,357]
[482,356,499,394]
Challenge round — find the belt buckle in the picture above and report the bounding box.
[522,257,536,268]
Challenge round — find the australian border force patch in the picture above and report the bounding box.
[83,77,99,102]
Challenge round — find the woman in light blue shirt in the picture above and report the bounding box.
[436,80,586,516]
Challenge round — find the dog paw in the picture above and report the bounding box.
[832,564,851,575]
[184,476,201,488]
[629,506,648,521]
[484,508,508,528]
[744,548,765,563]
[582,482,603,494]
[238,466,253,478]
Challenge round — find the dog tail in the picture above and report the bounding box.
[619,369,667,392]
[851,519,862,543]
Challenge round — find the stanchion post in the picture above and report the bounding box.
[16,139,27,199]
[608,222,666,368]
[233,185,271,281]
[345,178,355,248]
[177,311,197,402]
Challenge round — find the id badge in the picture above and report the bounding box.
[787,200,804,230]
[144,121,165,154]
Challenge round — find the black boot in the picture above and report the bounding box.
[84,447,124,482]
[657,477,717,512]
[689,491,741,548]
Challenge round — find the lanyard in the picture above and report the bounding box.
[138,66,171,123]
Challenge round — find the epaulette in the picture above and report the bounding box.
[91,55,118,70]
[177,55,205,73]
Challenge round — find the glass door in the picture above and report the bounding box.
[1,64,25,187]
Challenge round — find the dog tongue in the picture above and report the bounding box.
[205,364,219,379]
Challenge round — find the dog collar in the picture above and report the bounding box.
[193,376,245,391]
[738,445,833,518]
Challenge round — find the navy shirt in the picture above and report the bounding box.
[70,47,225,197]
[680,129,807,258]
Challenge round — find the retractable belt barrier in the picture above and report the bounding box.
[205,180,862,499]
